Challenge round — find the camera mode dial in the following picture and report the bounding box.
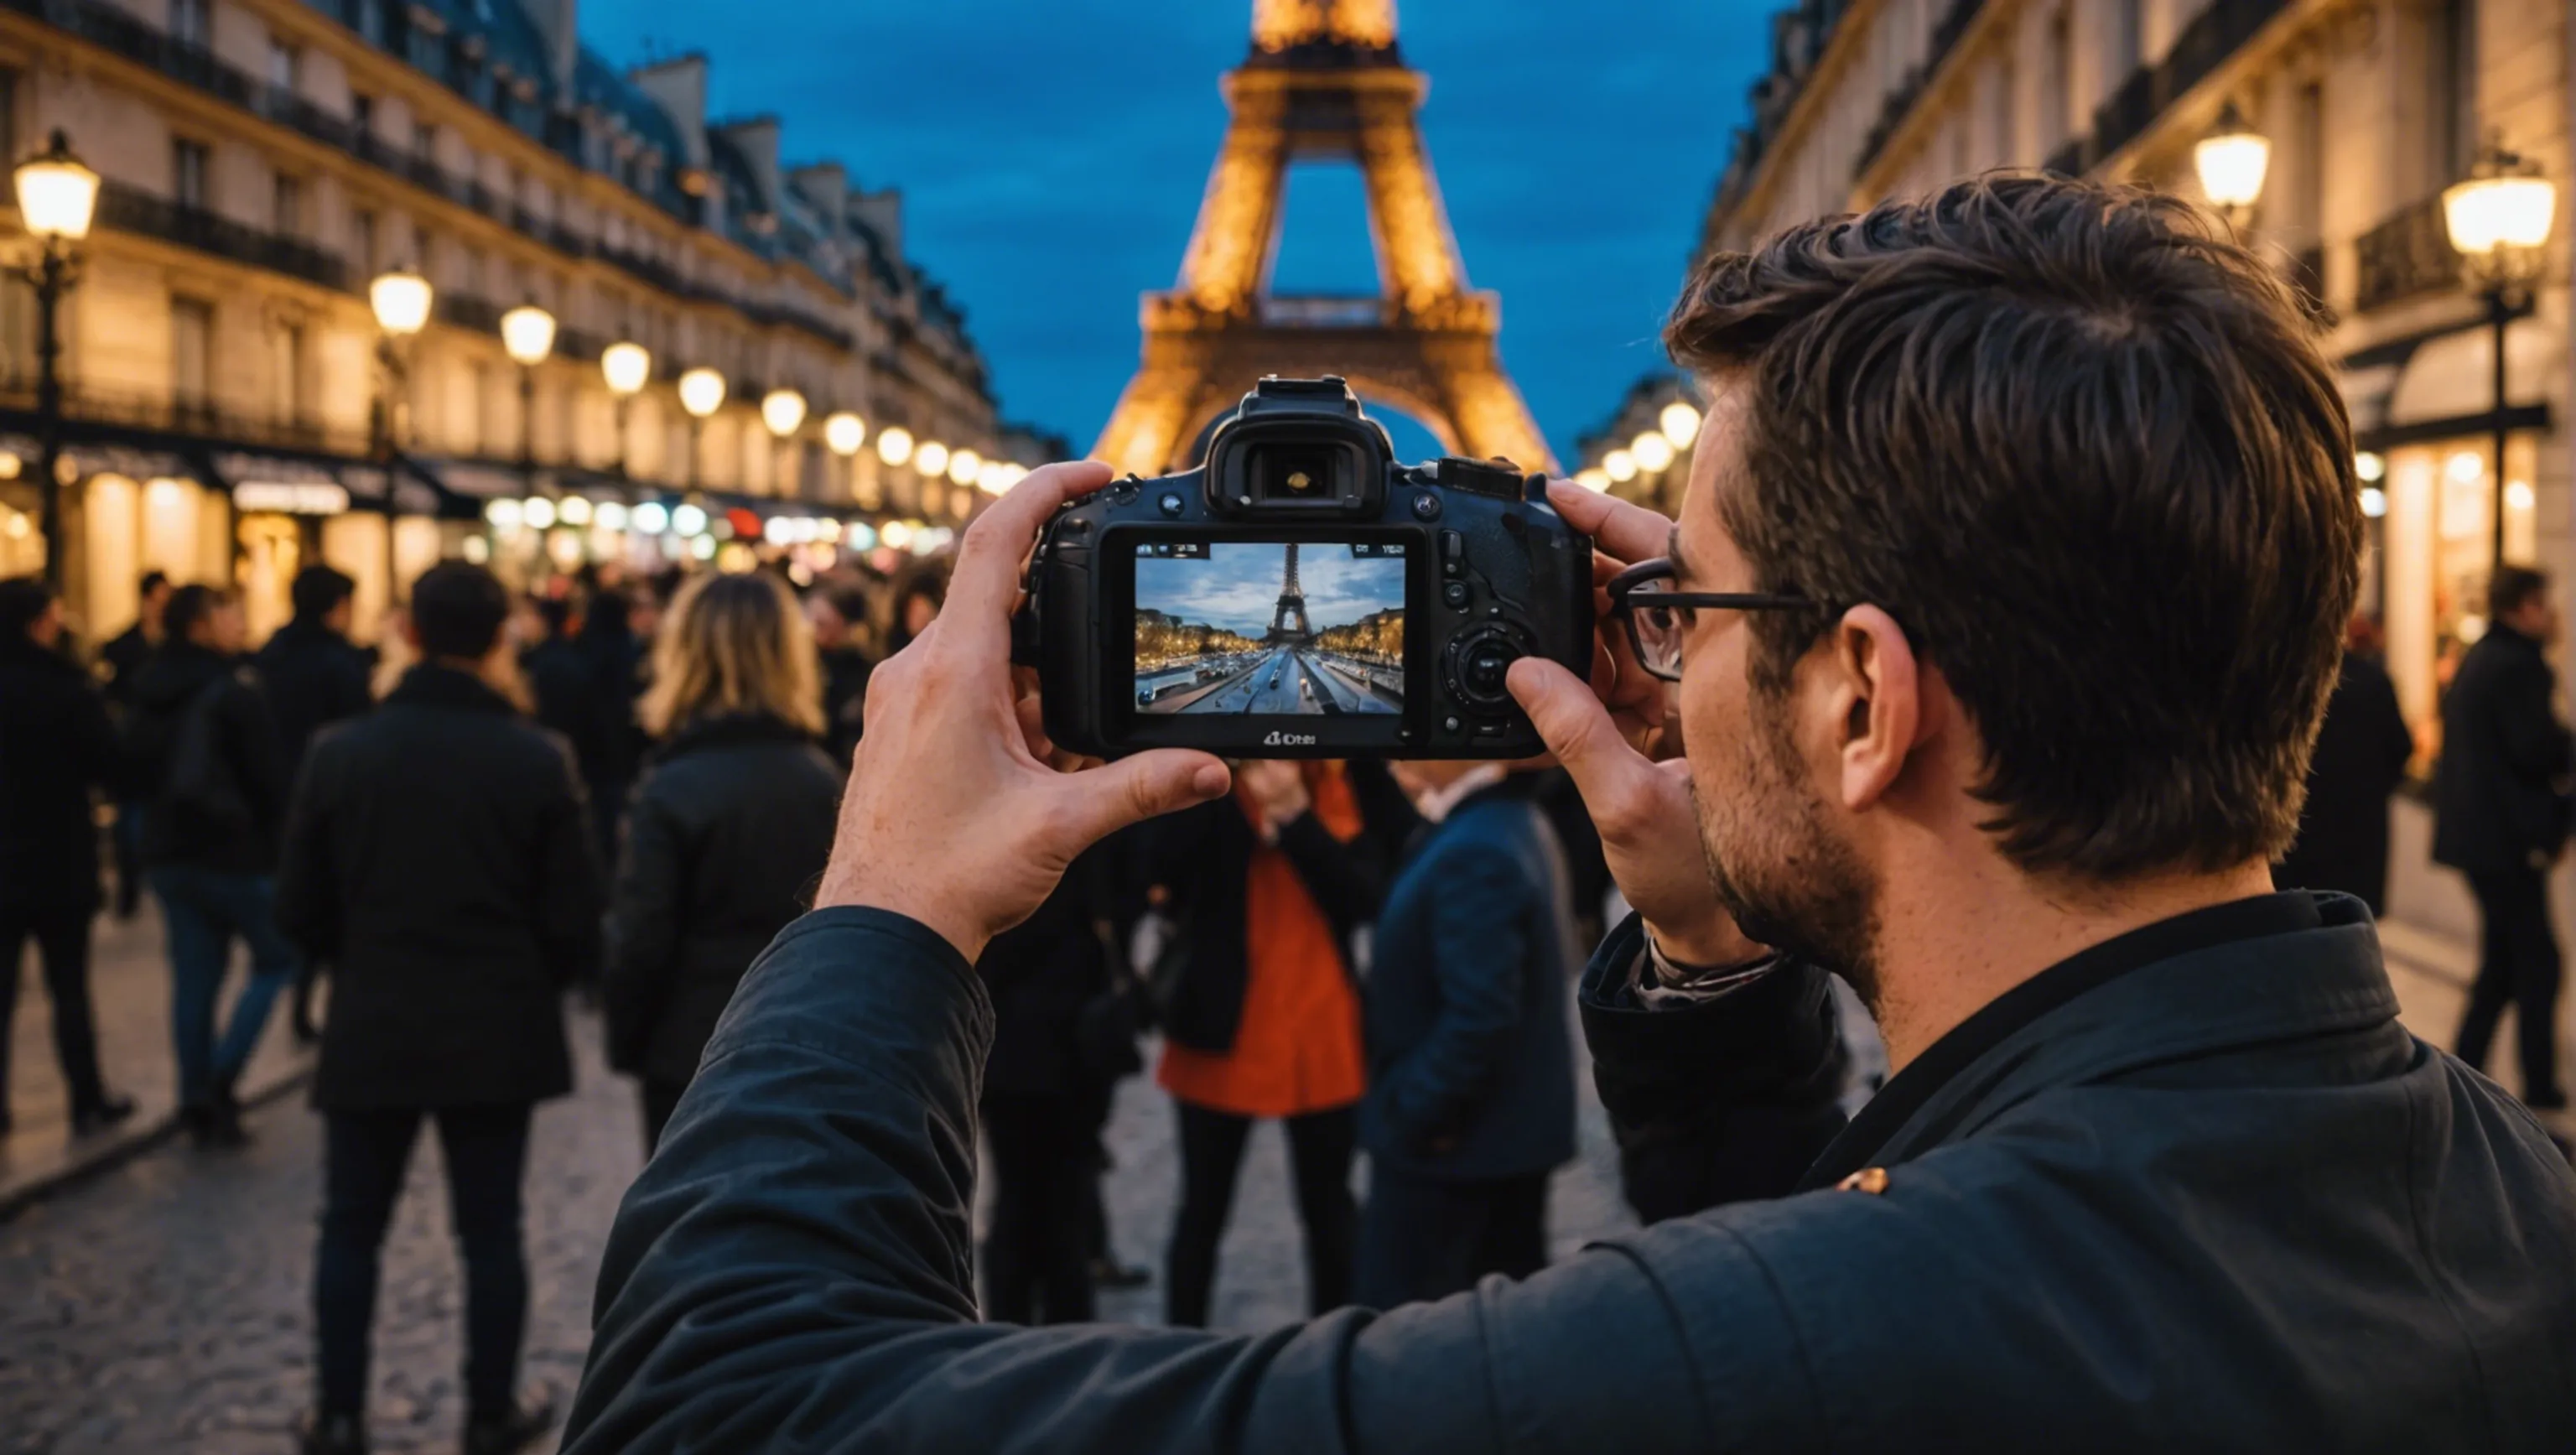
[1446,625,1528,714]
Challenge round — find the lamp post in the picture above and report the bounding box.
[366,262,432,601]
[677,366,725,489]
[2442,136,2558,574]
[12,129,100,590]
[499,299,555,489]
[761,387,807,498]
[824,409,866,504]
[2193,101,2271,233]
[601,340,651,479]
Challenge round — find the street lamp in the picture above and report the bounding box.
[2193,101,2271,231]
[1630,430,1675,475]
[948,447,982,488]
[678,366,725,488]
[877,425,915,467]
[366,262,432,598]
[824,409,866,505]
[2443,135,2558,573]
[500,299,555,483]
[1659,400,1701,449]
[915,439,950,486]
[601,340,651,479]
[12,128,99,590]
[761,387,807,497]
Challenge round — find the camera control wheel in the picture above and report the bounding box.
[1446,626,1527,715]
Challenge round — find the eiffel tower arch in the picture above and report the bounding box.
[1094,0,1555,478]
[1269,543,1311,641]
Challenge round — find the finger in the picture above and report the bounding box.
[1506,657,1674,841]
[1548,481,1674,564]
[946,460,1116,637]
[1046,751,1232,851]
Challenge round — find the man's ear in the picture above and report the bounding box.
[1826,605,1930,812]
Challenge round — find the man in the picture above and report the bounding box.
[100,569,173,919]
[2276,615,2414,913]
[125,584,297,1146]
[256,564,374,781]
[564,179,2576,1450]
[276,561,600,1455]
[2433,566,2572,1109]
[1353,761,1577,1306]
[0,578,135,1139]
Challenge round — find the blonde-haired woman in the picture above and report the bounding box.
[603,571,843,1151]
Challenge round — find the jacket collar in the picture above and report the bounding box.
[1801,891,2399,1188]
[651,711,814,765]
[1414,764,1510,824]
[386,663,517,715]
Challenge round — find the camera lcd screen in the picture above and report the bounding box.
[1132,540,1407,718]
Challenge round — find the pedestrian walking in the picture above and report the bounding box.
[807,576,875,767]
[1353,762,1578,1306]
[0,578,135,1140]
[569,587,647,863]
[99,569,172,921]
[602,572,839,1152]
[521,596,589,747]
[124,584,296,1146]
[2276,616,2415,913]
[274,561,600,1455]
[2433,566,2572,1109]
[1146,758,1393,1326]
[255,564,375,782]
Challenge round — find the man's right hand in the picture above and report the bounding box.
[1508,483,1769,969]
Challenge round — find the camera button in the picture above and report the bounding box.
[1410,491,1441,520]
[1473,720,1511,738]
[1443,715,1463,735]
[1442,581,1471,610]
[1159,492,1186,517]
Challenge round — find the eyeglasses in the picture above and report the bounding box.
[1606,557,1812,682]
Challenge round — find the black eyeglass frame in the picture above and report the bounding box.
[1605,557,1814,682]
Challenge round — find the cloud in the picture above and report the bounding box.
[1135,543,1405,637]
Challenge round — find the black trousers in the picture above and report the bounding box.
[980,1093,1098,1324]
[1166,1101,1356,1327]
[0,902,108,1118]
[314,1104,532,1421]
[2459,867,2565,1100]
[1356,1169,1550,1308]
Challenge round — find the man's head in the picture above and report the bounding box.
[1659,176,2360,990]
[137,570,171,631]
[2490,566,2555,644]
[405,562,512,667]
[164,585,246,654]
[289,564,358,633]
[1,576,60,649]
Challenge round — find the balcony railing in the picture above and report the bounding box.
[2354,196,2460,314]
[96,182,350,292]
[0,376,370,456]
[1852,0,1984,179]
[2049,0,2289,177]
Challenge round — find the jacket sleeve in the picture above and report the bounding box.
[535,740,606,988]
[2499,656,2574,781]
[600,788,686,1073]
[1368,844,1530,1153]
[1275,808,1391,932]
[225,677,294,834]
[564,909,1814,1454]
[273,743,339,964]
[2367,667,2414,793]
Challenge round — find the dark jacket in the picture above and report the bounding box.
[0,640,121,912]
[274,665,603,1109]
[601,713,841,1088]
[570,617,645,806]
[2277,652,2414,912]
[1359,787,1576,1182]
[2433,623,2573,875]
[126,642,291,874]
[525,635,598,764]
[564,892,2576,1452]
[1147,763,1400,1054]
[979,843,1120,1100]
[254,618,374,782]
[99,622,153,709]
[819,645,871,768]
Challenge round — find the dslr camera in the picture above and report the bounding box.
[1015,377,1592,759]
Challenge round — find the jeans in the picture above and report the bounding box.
[0,902,110,1117]
[1356,1169,1550,1307]
[2459,866,2566,1101]
[1166,1101,1356,1327]
[314,1104,533,1421]
[150,866,298,1107]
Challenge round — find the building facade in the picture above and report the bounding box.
[0,0,1024,641]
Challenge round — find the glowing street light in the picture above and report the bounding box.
[761,387,808,438]
[2193,101,2271,224]
[1659,401,1701,449]
[2444,136,2558,572]
[1631,431,1675,474]
[824,411,866,455]
[10,127,99,589]
[878,426,916,468]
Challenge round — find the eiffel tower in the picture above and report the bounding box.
[1269,543,1311,641]
[1093,0,1554,477]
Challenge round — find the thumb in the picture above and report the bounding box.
[1046,751,1233,852]
[1508,657,1667,836]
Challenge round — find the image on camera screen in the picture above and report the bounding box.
[1133,541,1405,717]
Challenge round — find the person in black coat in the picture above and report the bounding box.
[124,584,299,1146]
[2433,566,2573,1109]
[0,579,135,1138]
[808,576,875,768]
[522,596,589,750]
[274,562,599,1455]
[569,587,647,862]
[99,569,171,919]
[603,572,840,1152]
[2275,621,2415,913]
[255,564,374,782]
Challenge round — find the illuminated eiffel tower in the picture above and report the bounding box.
[1093,0,1553,476]
[1269,543,1311,641]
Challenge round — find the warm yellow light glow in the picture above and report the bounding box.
[13,130,98,242]
[2506,480,2536,511]
[558,496,593,527]
[877,426,915,467]
[595,501,628,533]
[2445,144,2558,259]
[2355,451,2385,483]
[2447,450,2486,485]
[915,441,950,480]
[690,534,717,561]
[601,341,652,398]
[678,366,727,419]
[1631,432,1675,473]
[1602,449,1638,483]
[764,515,797,547]
[1659,401,1701,449]
[670,502,707,537]
[546,530,585,569]
[2193,105,2270,212]
[1254,0,1396,50]
[1576,468,1612,491]
[976,460,1010,494]
[484,498,522,530]
[2360,487,2388,519]
[880,519,915,550]
[948,448,982,486]
[500,303,556,366]
[522,496,557,530]
[824,411,866,456]
[761,388,808,438]
[369,268,433,337]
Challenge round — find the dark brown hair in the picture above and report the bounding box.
[1666,174,2360,878]
[2490,565,2549,621]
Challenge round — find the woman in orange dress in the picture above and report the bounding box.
[1146,759,1396,1326]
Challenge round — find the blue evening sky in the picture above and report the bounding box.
[580,2,1772,464]
[1136,543,1406,638]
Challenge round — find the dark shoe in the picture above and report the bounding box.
[1089,1255,1152,1291]
[187,1096,249,1149]
[462,1388,558,1455]
[299,1411,366,1455]
[70,1094,136,1138]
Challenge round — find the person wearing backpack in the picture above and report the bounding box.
[125,583,298,1146]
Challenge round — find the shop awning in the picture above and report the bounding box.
[2344,314,2560,453]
